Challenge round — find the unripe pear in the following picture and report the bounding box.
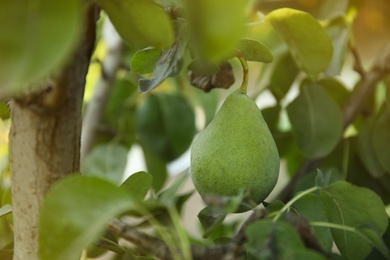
[190,91,279,212]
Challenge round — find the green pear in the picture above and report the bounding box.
[191,91,279,212]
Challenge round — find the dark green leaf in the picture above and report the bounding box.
[325,17,350,76]
[39,176,135,260]
[198,205,226,238]
[245,220,305,259]
[185,0,245,62]
[120,171,152,200]
[142,145,168,192]
[358,118,385,178]
[268,53,299,101]
[292,194,333,252]
[266,8,333,80]
[318,77,350,109]
[195,89,219,127]
[372,108,390,173]
[0,0,82,96]
[135,93,196,161]
[97,0,173,48]
[261,105,281,133]
[287,82,343,158]
[315,170,326,188]
[294,168,341,195]
[81,144,128,185]
[236,39,273,63]
[130,47,162,74]
[320,181,388,259]
[286,249,327,260]
[138,22,188,93]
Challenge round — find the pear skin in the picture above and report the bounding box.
[191,91,280,212]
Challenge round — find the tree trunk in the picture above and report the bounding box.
[9,6,98,260]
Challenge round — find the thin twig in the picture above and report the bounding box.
[109,210,266,260]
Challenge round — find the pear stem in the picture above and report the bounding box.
[235,50,249,94]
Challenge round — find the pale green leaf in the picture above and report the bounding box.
[0,204,12,217]
[185,0,246,62]
[98,0,173,48]
[120,171,152,200]
[81,144,128,185]
[0,0,82,96]
[287,82,343,158]
[38,176,135,260]
[236,39,273,63]
[131,47,162,74]
[266,8,333,80]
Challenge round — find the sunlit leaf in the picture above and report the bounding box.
[120,171,152,200]
[81,144,128,185]
[185,0,246,62]
[97,0,173,48]
[0,0,82,96]
[266,8,333,80]
[287,82,343,158]
[131,47,162,74]
[236,39,273,63]
[325,17,350,76]
[320,181,389,259]
[39,176,135,260]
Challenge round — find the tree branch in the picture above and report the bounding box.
[80,18,125,160]
[109,210,266,260]
[276,41,390,202]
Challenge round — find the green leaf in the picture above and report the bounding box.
[286,249,327,260]
[138,21,188,93]
[38,176,135,260]
[81,144,128,185]
[236,39,273,63]
[198,205,227,239]
[261,105,281,133]
[268,53,299,101]
[97,0,173,48]
[135,93,196,161]
[318,77,350,109]
[266,8,333,80]
[292,194,333,252]
[358,118,386,178]
[372,108,390,173]
[120,171,152,200]
[245,220,305,259]
[158,173,188,207]
[287,82,343,158]
[320,181,388,259]
[0,0,82,96]
[325,17,350,76]
[195,89,219,127]
[185,0,245,62]
[0,204,11,217]
[131,47,162,74]
[142,145,168,192]
[0,102,10,120]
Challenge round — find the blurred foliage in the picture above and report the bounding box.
[1,0,390,259]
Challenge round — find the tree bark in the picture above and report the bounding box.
[9,6,98,260]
